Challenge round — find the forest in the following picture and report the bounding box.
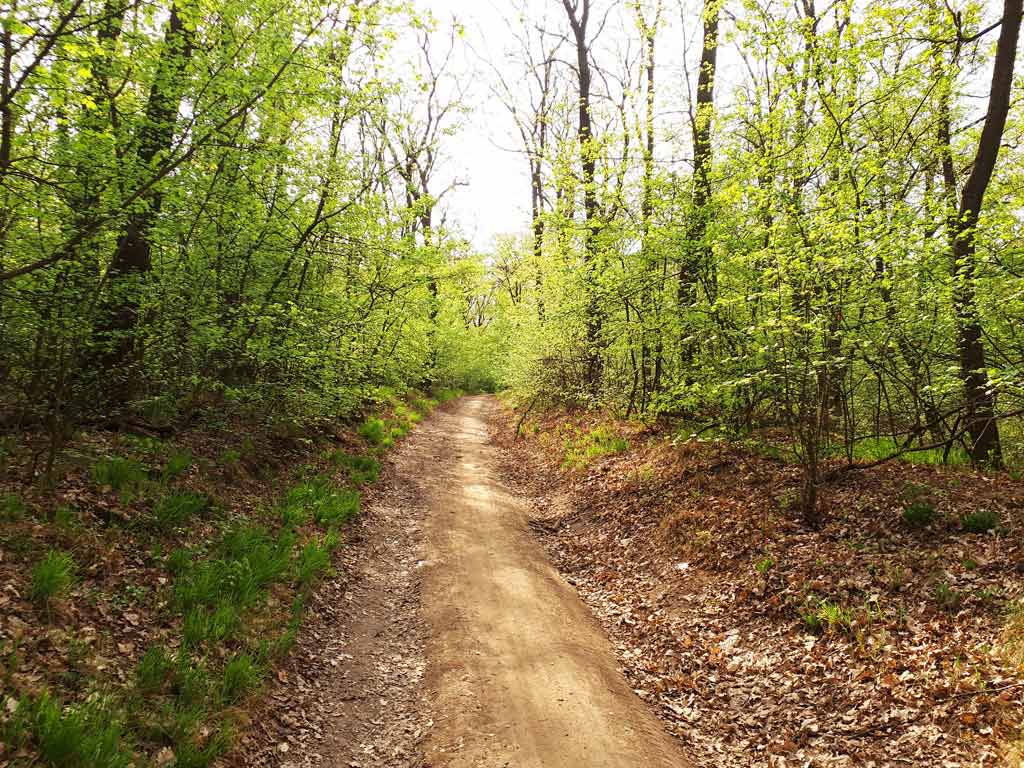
[1,0,1024,765]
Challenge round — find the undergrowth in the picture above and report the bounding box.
[0,389,441,767]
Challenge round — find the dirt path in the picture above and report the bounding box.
[419,397,690,768]
[233,396,689,767]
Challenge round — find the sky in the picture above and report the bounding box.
[405,0,702,251]
[414,0,537,250]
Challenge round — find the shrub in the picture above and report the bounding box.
[151,492,208,531]
[6,692,132,768]
[221,653,261,703]
[358,417,388,446]
[30,550,75,607]
[901,501,936,527]
[961,509,999,534]
[90,457,147,495]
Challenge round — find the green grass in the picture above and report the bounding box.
[90,457,147,496]
[563,425,629,469]
[800,598,852,635]
[842,436,970,466]
[933,580,963,612]
[1,492,27,521]
[5,692,132,768]
[295,537,332,587]
[901,500,937,528]
[135,645,175,695]
[330,452,381,487]
[162,451,193,482]
[961,509,999,533]
[358,417,388,446]
[151,492,208,531]
[283,476,360,526]
[30,550,76,607]
[220,653,262,703]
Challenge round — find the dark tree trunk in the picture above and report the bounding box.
[946,0,1021,467]
[678,0,719,361]
[95,4,192,397]
[562,0,603,393]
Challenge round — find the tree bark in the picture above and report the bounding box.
[678,0,719,361]
[562,0,603,392]
[946,0,1021,466]
[95,3,193,397]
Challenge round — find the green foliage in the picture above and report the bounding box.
[5,692,132,768]
[30,550,76,607]
[53,506,80,531]
[220,653,262,704]
[162,451,194,482]
[151,492,208,531]
[933,581,963,612]
[901,501,937,528]
[90,458,147,496]
[0,492,28,521]
[358,417,389,447]
[283,476,360,526]
[218,450,242,471]
[754,556,775,575]
[801,598,852,635]
[135,646,175,695]
[295,538,332,587]
[562,425,629,469]
[960,509,999,534]
[330,452,381,487]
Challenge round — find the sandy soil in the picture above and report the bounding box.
[419,397,690,768]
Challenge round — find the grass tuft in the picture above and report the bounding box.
[960,509,999,534]
[563,425,629,469]
[90,457,147,496]
[151,492,208,531]
[6,692,132,768]
[30,550,75,608]
[901,500,936,528]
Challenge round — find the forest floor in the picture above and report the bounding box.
[497,403,1024,767]
[4,395,1023,767]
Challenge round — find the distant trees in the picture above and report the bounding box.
[491,0,1024,519]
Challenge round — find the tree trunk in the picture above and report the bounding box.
[678,0,719,362]
[95,4,193,397]
[946,0,1021,466]
[562,0,603,393]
